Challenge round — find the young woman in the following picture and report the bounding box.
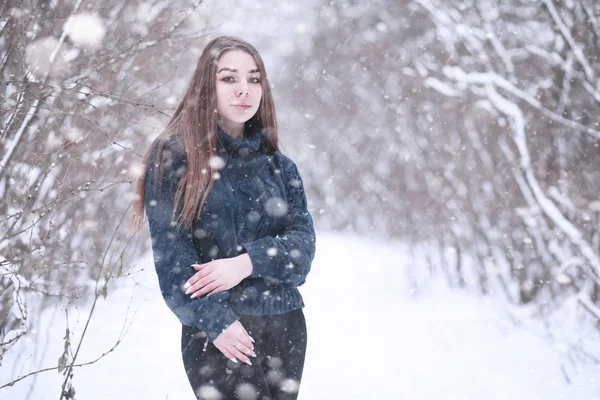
[131,36,316,399]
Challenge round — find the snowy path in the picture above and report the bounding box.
[1,233,599,399]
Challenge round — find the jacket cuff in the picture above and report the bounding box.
[199,301,239,341]
[242,238,272,279]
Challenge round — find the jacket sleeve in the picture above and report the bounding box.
[144,138,238,341]
[241,154,316,286]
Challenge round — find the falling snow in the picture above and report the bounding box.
[63,13,106,49]
[3,0,600,398]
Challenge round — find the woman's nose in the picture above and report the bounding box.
[236,82,249,97]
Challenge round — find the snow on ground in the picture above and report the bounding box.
[1,232,599,399]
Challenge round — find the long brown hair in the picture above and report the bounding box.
[131,36,279,231]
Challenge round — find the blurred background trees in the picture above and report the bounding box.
[279,0,600,361]
[2,0,600,385]
[0,0,208,365]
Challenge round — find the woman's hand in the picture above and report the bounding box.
[184,253,253,298]
[213,320,256,365]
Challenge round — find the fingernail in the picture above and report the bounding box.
[190,293,197,299]
[231,358,237,363]
[183,282,190,290]
[250,337,255,343]
[246,360,252,366]
[251,352,257,357]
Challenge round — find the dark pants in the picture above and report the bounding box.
[181,309,307,400]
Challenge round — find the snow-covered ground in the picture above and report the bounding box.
[1,232,599,399]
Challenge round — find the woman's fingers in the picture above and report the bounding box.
[214,341,254,365]
[233,330,256,361]
[228,345,253,365]
[235,341,256,358]
[186,275,216,296]
[184,266,211,288]
[190,281,219,298]
[185,276,215,296]
[215,344,237,364]
[206,284,228,296]
[194,274,215,289]
[213,321,257,365]
[237,331,254,350]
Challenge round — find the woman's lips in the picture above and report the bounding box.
[232,104,251,110]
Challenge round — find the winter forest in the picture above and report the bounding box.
[2,0,600,399]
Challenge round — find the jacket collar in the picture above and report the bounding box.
[216,123,262,158]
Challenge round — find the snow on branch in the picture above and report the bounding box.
[424,77,461,97]
[578,294,600,321]
[0,98,40,181]
[485,85,600,278]
[541,0,595,82]
[443,67,600,139]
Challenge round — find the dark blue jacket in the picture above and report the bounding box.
[144,125,316,340]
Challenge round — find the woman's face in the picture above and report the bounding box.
[215,50,263,128]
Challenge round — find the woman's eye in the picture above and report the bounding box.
[222,77,235,83]
[249,77,261,84]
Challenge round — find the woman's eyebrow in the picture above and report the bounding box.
[217,67,260,74]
